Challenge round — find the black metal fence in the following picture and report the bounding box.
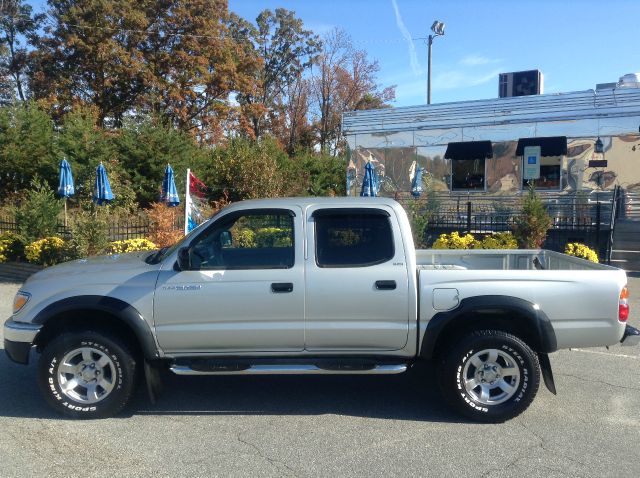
[0,214,172,241]
[397,188,621,262]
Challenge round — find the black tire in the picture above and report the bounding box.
[438,330,540,423]
[37,331,137,419]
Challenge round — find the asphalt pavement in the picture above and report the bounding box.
[1,277,639,478]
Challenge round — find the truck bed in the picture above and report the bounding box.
[415,249,615,271]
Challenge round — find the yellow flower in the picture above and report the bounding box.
[106,238,157,255]
[564,243,599,263]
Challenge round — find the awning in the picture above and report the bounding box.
[516,136,567,156]
[444,141,493,160]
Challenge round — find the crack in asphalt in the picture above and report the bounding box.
[556,373,640,392]
[236,433,299,477]
[520,422,587,478]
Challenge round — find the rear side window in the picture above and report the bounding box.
[314,210,394,267]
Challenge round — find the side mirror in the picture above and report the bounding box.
[177,247,191,271]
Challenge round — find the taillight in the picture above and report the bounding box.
[619,286,629,322]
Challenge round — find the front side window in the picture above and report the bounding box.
[188,210,294,270]
[315,211,394,267]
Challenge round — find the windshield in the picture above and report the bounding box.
[145,220,209,265]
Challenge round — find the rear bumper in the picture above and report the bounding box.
[3,319,41,365]
[621,325,640,346]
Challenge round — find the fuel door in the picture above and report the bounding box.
[433,288,459,311]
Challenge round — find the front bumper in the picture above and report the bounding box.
[3,319,42,364]
[621,324,640,347]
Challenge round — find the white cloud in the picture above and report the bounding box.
[459,55,502,67]
[390,0,422,76]
[433,68,504,90]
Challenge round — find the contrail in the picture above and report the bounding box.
[391,0,421,76]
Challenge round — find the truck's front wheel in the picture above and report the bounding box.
[439,330,540,423]
[37,331,137,419]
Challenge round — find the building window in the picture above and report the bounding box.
[516,136,567,191]
[451,159,486,190]
[445,141,493,191]
[523,156,562,190]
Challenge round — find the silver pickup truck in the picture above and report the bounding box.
[4,197,639,422]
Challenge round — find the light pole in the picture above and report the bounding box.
[427,20,445,105]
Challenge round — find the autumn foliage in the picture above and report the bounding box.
[145,203,183,248]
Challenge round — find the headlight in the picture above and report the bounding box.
[12,291,31,314]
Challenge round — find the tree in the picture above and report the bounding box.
[115,116,205,207]
[56,106,115,202]
[310,28,395,155]
[0,0,45,102]
[283,73,314,154]
[200,137,289,202]
[31,0,150,126]
[140,1,259,141]
[0,102,58,198]
[236,8,320,140]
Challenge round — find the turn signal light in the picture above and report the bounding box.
[619,286,629,322]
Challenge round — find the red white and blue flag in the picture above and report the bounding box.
[184,169,207,234]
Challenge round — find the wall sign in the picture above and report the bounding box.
[523,146,541,180]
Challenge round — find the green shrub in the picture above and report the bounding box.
[565,242,599,263]
[232,228,256,248]
[512,184,552,248]
[0,232,27,262]
[24,236,68,266]
[106,238,157,254]
[67,210,110,258]
[14,179,63,242]
[255,227,292,247]
[407,200,431,248]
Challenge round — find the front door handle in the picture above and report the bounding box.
[271,282,294,293]
[375,280,396,290]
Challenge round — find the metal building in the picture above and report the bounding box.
[342,86,640,197]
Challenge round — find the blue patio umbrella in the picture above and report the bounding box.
[57,158,75,226]
[411,166,424,198]
[57,159,75,198]
[360,161,378,197]
[93,162,114,205]
[160,164,180,206]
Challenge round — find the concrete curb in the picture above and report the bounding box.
[0,262,44,283]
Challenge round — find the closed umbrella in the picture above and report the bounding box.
[411,166,424,198]
[160,164,180,206]
[93,162,114,205]
[57,158,75,227]
[360,161,378,197]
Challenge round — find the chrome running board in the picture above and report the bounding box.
[170,363,408,376]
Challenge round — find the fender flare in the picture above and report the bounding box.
[32,295,159,359]
[420,295,558,359]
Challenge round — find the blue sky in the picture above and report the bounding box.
[229,0,640,106]
[28,0,640,107]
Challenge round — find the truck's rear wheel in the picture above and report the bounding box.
[439,329,540,423]
[37,331,137,419]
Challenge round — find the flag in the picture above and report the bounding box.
[184,169,207,234]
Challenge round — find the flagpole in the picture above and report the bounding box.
[184,168,190,235]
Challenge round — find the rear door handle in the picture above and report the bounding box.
[271,282,294,293]
[375,280,396,290]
